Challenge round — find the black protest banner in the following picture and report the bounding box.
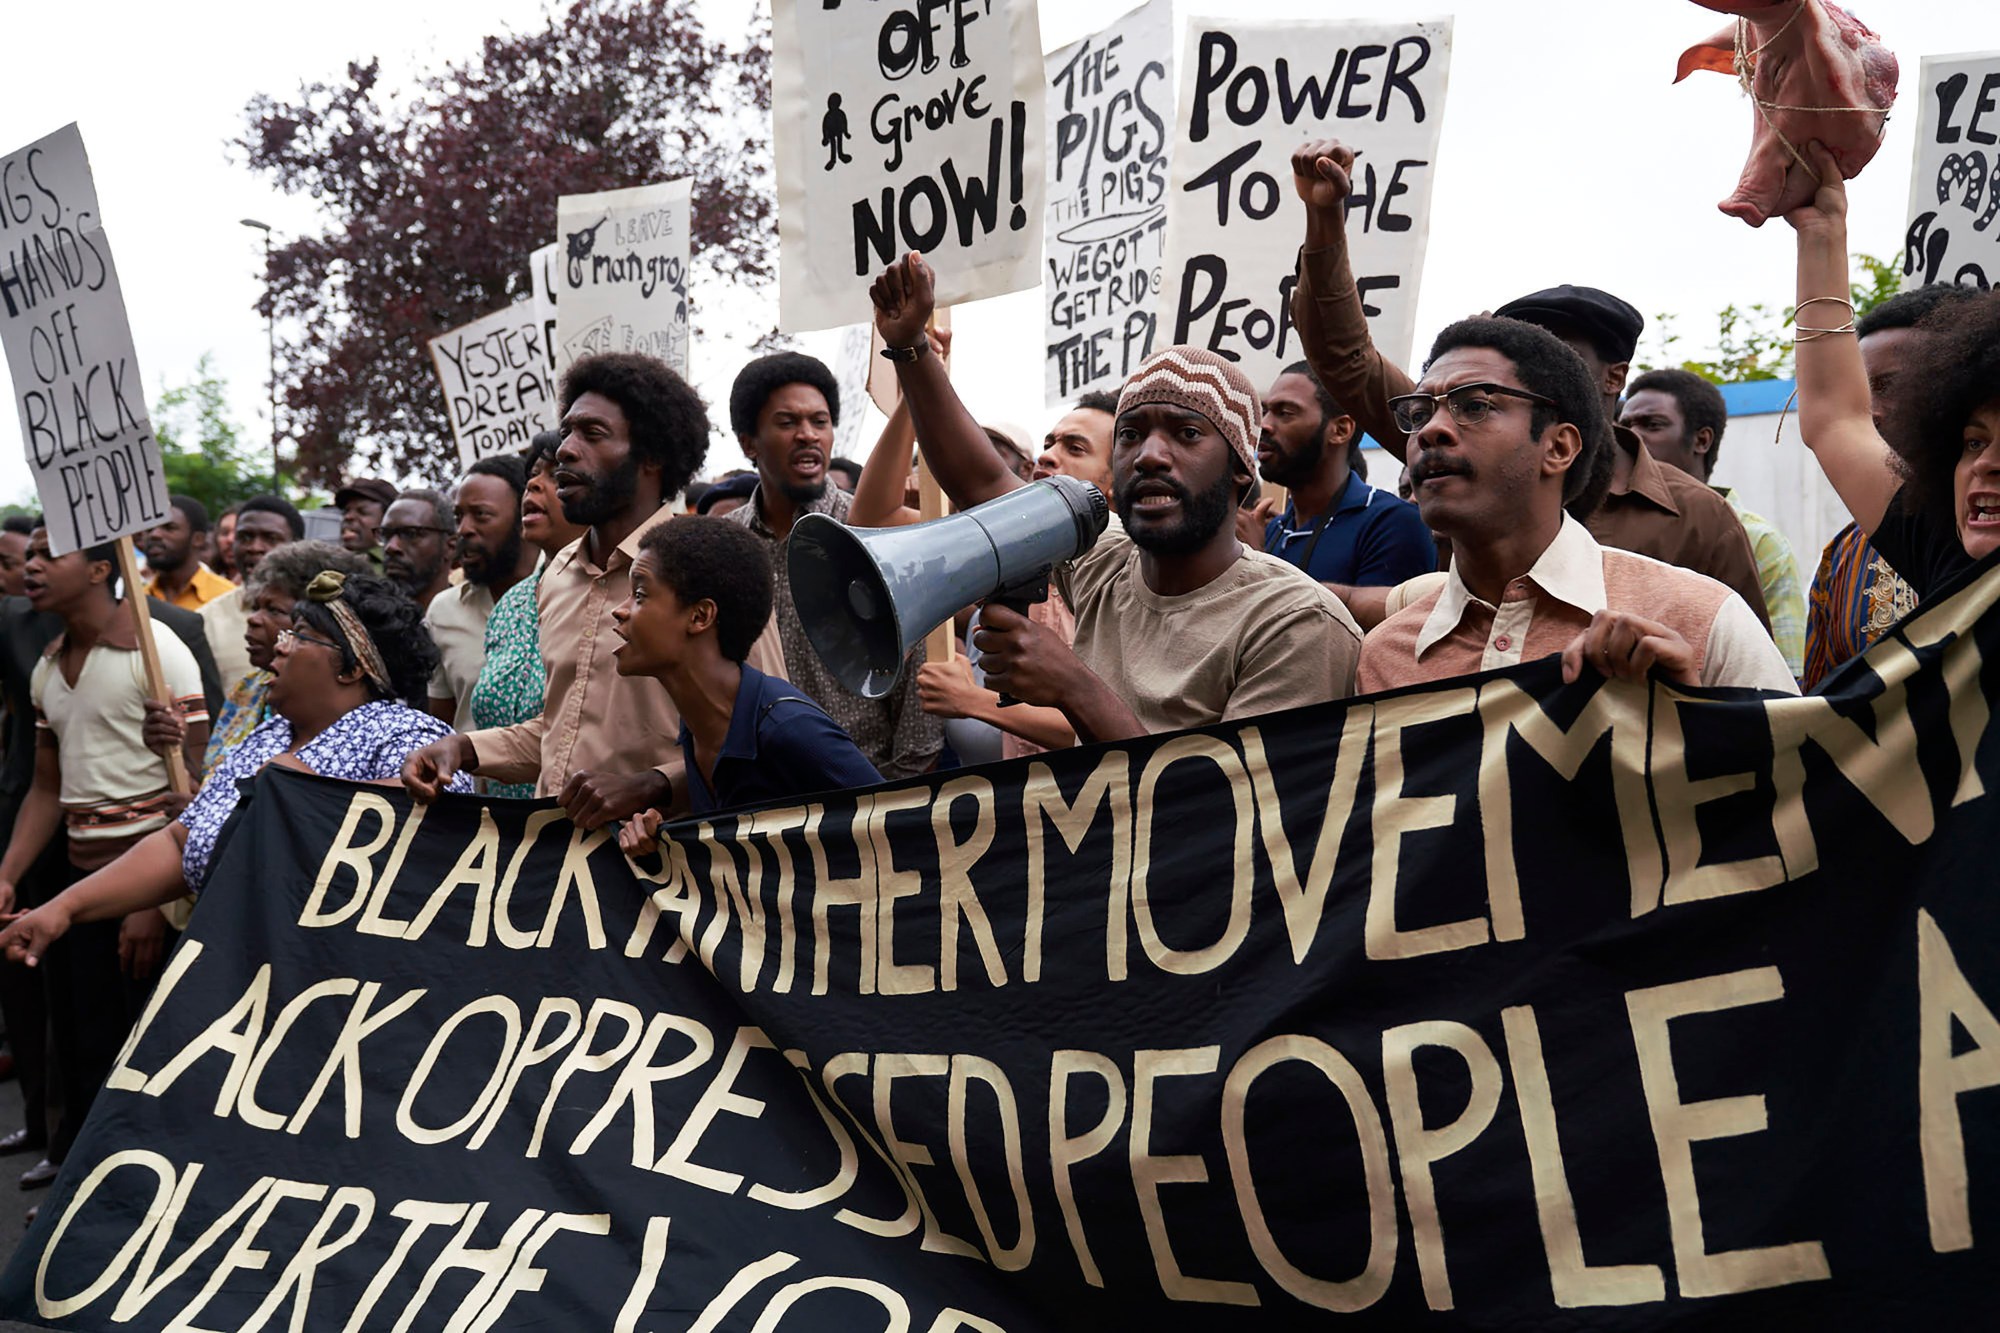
[772,0,1045,333]
[9,561,2000,1329]
[1904,50,2000,290]
[1161,19,1451,391]
[1042,0,1173,404]
[426,304,554,467]
[0,124,169,556]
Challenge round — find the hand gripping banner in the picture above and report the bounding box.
[7,560,2000,1329]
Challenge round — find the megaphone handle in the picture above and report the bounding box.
[987,573,1051,708]
[989,592,1027,708]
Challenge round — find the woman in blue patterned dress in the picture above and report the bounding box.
[465,431,588,798]
[0,571,470,964]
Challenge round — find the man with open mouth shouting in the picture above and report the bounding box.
[869,254,1362,744]
[721,351,944,781]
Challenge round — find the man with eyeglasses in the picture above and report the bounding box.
[380,489,455,612]
[1286,138,1771,629]
[1355,317,1796,695]
[1237,360,1436,611]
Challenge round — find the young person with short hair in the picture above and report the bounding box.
[613,518,878,847]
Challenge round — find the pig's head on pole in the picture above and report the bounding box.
[1675,0,1898,228]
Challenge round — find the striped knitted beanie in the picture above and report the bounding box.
[1115,347,1261,478]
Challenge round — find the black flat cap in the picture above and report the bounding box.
[332,477,399,510]
[1494,286,1644,363]
[695,471,760,515]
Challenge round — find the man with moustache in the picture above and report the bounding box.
[722,351,942,780]
[1238,361,1435,606]
[872,254,1360,741]
[402,353,786,823]
[1286,138,1771,627]
[380,489,454,612]
[426,456,538,728]
[1357,318,1795,695]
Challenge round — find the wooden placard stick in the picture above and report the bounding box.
[113,537,191,796]
[918,308,956,665]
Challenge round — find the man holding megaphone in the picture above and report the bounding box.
[868,255,1363,743]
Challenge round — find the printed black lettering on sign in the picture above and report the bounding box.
[776,0,1044,333]
[1903,53,2000,293]
[1162,20,1451,394]
[554,182,693,378]
[0,124,169,555]
[1041,0,1173,403]
[11,553,2000,1331]
[428,306,556,466]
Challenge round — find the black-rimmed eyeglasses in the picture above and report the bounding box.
[1388,383,1558,434]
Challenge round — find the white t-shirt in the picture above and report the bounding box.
[32,624,208,844]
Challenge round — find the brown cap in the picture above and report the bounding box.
[333,478,398,510]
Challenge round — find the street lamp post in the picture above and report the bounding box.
[240,218,278,493]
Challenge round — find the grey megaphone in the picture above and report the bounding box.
[788,475,1109,699]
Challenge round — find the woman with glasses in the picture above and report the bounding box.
[191,540,373,775]
[0,572,471,967]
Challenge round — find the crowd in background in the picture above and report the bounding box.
[0,134,1995,1217]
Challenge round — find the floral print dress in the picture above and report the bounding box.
[466,572,545,800]
[179,700,470,889]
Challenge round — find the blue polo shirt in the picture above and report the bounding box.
[678,665,882,814]
[1261,471,1436,587]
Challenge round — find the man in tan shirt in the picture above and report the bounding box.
[1287,138,1770,628]
[1356,317,1795,696]
[402,353,784,824]
[871,255,1361,741]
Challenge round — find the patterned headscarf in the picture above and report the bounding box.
[304,571,392,696]
[1115,347,1262,478]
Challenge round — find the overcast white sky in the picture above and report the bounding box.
[4,0,1995,509]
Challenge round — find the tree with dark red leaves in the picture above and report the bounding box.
[239,0,774,487]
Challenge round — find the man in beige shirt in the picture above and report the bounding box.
[871,255,1361,741]
[1356,317,1795,696]
[199,496,304,686]
[402,353,784,824]
[426,454,540,727]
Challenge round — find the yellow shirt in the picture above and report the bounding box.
[144,563,235,612]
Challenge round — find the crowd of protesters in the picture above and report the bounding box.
[0,132,1995,1220]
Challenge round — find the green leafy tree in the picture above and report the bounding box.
[152,355,278,515]
[1644,252,1899,385]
